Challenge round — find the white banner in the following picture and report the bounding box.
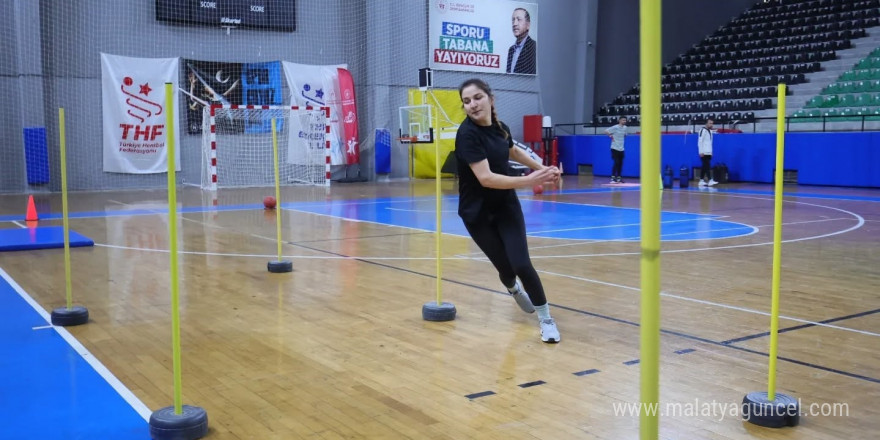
[281,62,347,165]
[429,0,538,75]
[101,53,181,173]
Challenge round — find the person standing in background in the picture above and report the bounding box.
[605,116,627,183]
[698,118,718,187]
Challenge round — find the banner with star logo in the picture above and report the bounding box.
[281,61,348,165]
[101,53,181,173]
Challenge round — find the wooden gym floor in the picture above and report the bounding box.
[0,176,878,439]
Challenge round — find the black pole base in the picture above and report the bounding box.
[268,260,293,273]
[422,301,456,321]
[149,405,208,440]
[742,392,800,428]
[50,305,89,326]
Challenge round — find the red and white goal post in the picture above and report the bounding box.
[201,105,331,191]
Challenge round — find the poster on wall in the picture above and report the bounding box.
[182,60,285,134]
[182,60,243,134]
[429,0,538,75]
[101,53,180,174]
[281,62,353,165]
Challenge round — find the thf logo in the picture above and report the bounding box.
[119,76,165,140]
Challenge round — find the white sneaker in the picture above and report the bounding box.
[507,280,535,314]
[698,180,707,187]
[708,179,718,186]
[540,318,560,343]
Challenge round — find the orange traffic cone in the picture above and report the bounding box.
[25,195,38,221]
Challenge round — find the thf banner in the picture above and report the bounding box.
[337,68,359,164]
[429,0,538,75]
[281,62,347,165]
[101,53,181,173]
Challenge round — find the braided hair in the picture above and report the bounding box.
[459,78,509,139]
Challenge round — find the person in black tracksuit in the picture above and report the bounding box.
[455,78,561,343]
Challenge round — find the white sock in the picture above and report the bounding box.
[535,304,551,321]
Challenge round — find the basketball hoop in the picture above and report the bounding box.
[398,136,418,144]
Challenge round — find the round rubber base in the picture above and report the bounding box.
[422,301,456,322]
[742,392,800,428]
[50,306,89,326]
[268,260,293,273]
[149,405,208,440]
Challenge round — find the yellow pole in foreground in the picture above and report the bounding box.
[59,108,73,310]
[435,140,443,305]
[767,84,787,401]
[639,0,662,438]
[272,118,283,261]
[164,83,183,415]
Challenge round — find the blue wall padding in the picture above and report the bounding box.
[23,127,50,185]
[557,132,880,187]
[375,128,391,174]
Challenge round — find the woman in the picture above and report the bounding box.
[455,78,561,343]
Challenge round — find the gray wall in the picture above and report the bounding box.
[594,0,757,117]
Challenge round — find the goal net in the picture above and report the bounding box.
[201,105,330,190]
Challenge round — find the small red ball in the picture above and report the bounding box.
[263,196,277,209]
[532,185,544,195]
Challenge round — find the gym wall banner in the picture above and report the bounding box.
[429,0,538,75]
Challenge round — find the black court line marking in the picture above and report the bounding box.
[573,369,600,376]
[721,307,880,345]
[675,348,696,355]
[289,243,880,385]
[290,231,430,244]
[518,380,546,388]
[465,391,495,400]
[623,359,640,366]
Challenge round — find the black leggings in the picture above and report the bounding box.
[700,154,713,181]
[463,205,547,307]
[611,149,624,177]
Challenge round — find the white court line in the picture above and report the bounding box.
[0,268,152,421]
[386,207,458,213]
[32,325,53,330]
[524,195,864,259]
[531,267,880,338]
[12,221,26,228]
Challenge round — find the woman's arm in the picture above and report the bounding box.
[469,159,556,190]
[509,146,545,171]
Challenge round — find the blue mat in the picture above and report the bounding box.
[0,227,94,251]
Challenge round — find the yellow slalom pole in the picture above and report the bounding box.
[767,84,787,401]
[59,108,73,310]
[639,0,662,438]
[435,140,443,305]
[164,83,183,415]
[272,118,283,261]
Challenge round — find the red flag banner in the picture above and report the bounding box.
[337,68,360,164]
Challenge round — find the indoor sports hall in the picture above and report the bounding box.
[1,1,878,439]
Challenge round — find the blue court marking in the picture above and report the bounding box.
[0,271,149,439]
[693,187,880,203]
[284,196,756,242]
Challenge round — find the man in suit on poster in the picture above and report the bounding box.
[506,7,536,74]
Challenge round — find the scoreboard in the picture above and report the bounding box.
[156,0,296,32]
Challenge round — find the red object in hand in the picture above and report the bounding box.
[532,185,544,195]
[263,196,277,209]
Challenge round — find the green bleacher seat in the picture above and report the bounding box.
[823,109,840,117]
[869,80,880,93]
[821,95,839,108]
[838,94,857,107]
[870,69,880,80]
[805,96,822,108]
[857,58,872,69]
[857,94,874,106]
[840,71,856,81]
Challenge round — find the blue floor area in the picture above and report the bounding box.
[285,194,756,241]
[0,273,149,440]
